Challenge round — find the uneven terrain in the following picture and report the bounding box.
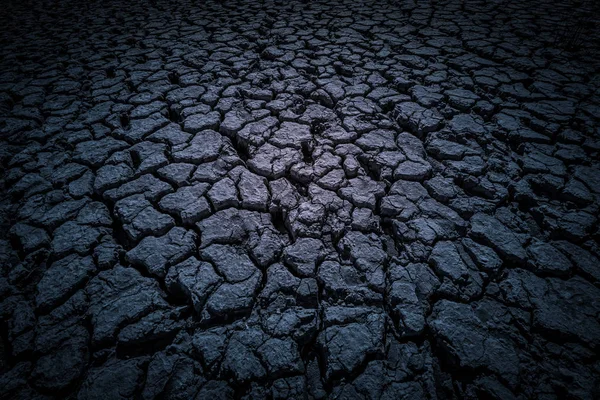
[1,0,599,399]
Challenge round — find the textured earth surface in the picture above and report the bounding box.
[1,0,600,399]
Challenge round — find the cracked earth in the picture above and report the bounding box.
[1,0,600,399]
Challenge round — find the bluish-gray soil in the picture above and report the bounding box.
[1,0,599,398]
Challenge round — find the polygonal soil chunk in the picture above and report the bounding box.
[126,227,197,278]
[86,265,168,346]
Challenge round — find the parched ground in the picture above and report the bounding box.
[1,0,599,398]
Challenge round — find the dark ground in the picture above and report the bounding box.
[1,0,599,398]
